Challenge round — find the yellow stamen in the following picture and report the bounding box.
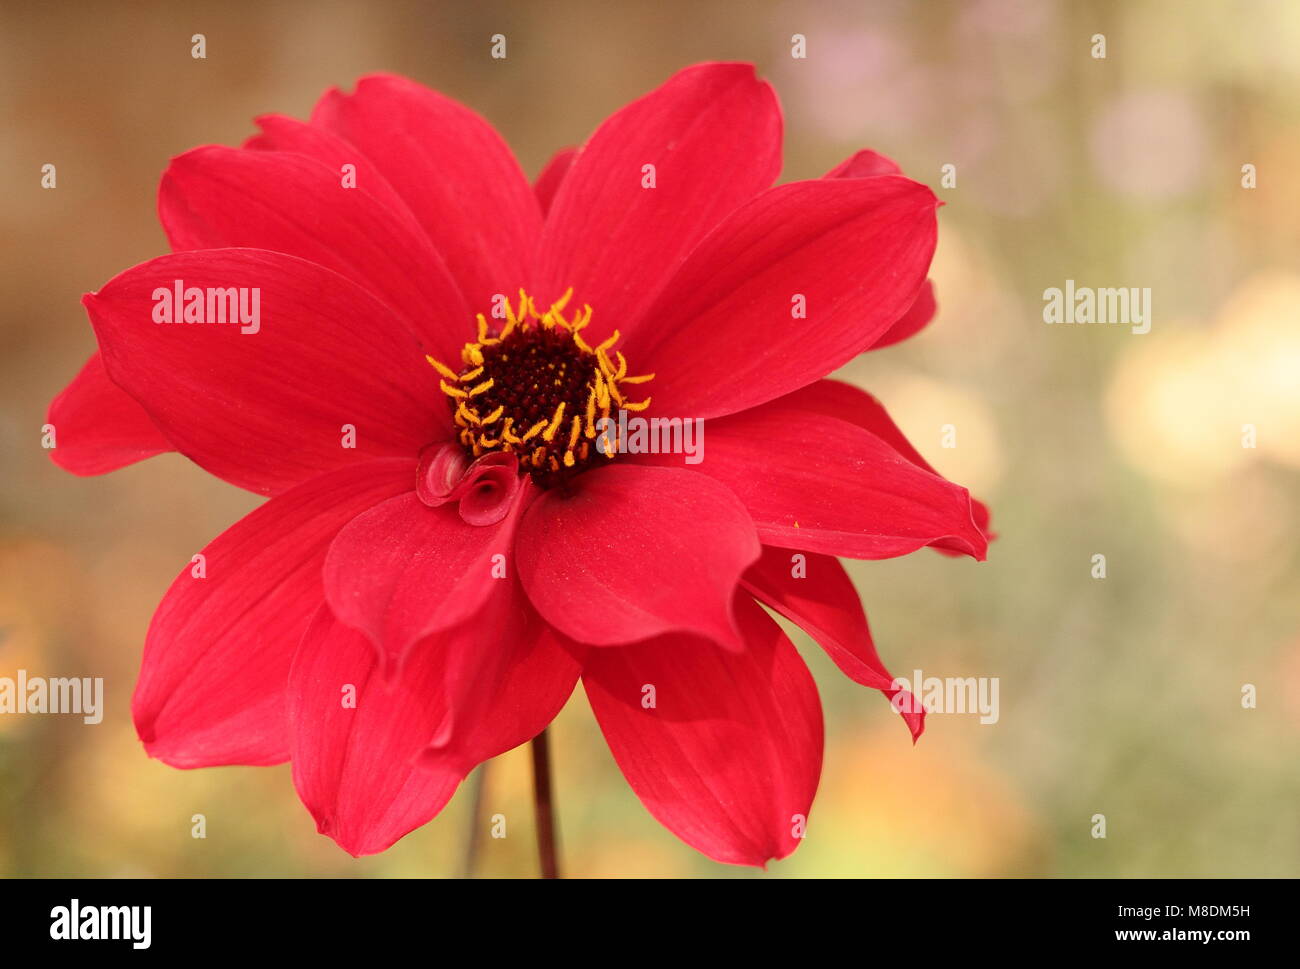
[551,287,574,316]
[596,346,616,378]
[595,329,621,355]
[426,355,460,382]
[541,401,566,442]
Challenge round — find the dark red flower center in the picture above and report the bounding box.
[427,288,652,489]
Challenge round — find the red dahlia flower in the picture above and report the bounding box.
[47,63,991,867]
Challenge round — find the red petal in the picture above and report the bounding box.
[823,148,903,178]
[741,546,924,741]
[516,465,760,649]
[778,378,995,553]
[46,353,171,474]
[133,458,415,767]
[419,578,584,776]
[160,145,469,366]
[631,175,938,419]
[323,481,533,671]
[583,593,823,867]
[534,146,578,217]
[872,278,937,349]
[243,113,423,234]
[288,608,461,856]
[823,150,937,349]
[631,395,986,560]
[535,62,781,341]
[948,500,995,555]
[290,597,582,856]
[86,249,444,496]
[311,74,541,312]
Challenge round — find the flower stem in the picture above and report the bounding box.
[530,728,560,878]
[459,763,488,878]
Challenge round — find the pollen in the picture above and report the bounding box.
[427,288,653,488]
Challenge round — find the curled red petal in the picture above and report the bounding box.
[455,454,522,527]
[415,441,471,506]
[414,445,521,527]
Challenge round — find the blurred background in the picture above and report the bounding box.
[1,0,1297,877]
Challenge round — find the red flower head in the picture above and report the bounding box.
[47,63,991,866]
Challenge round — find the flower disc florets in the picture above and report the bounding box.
[428,289,653,489]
